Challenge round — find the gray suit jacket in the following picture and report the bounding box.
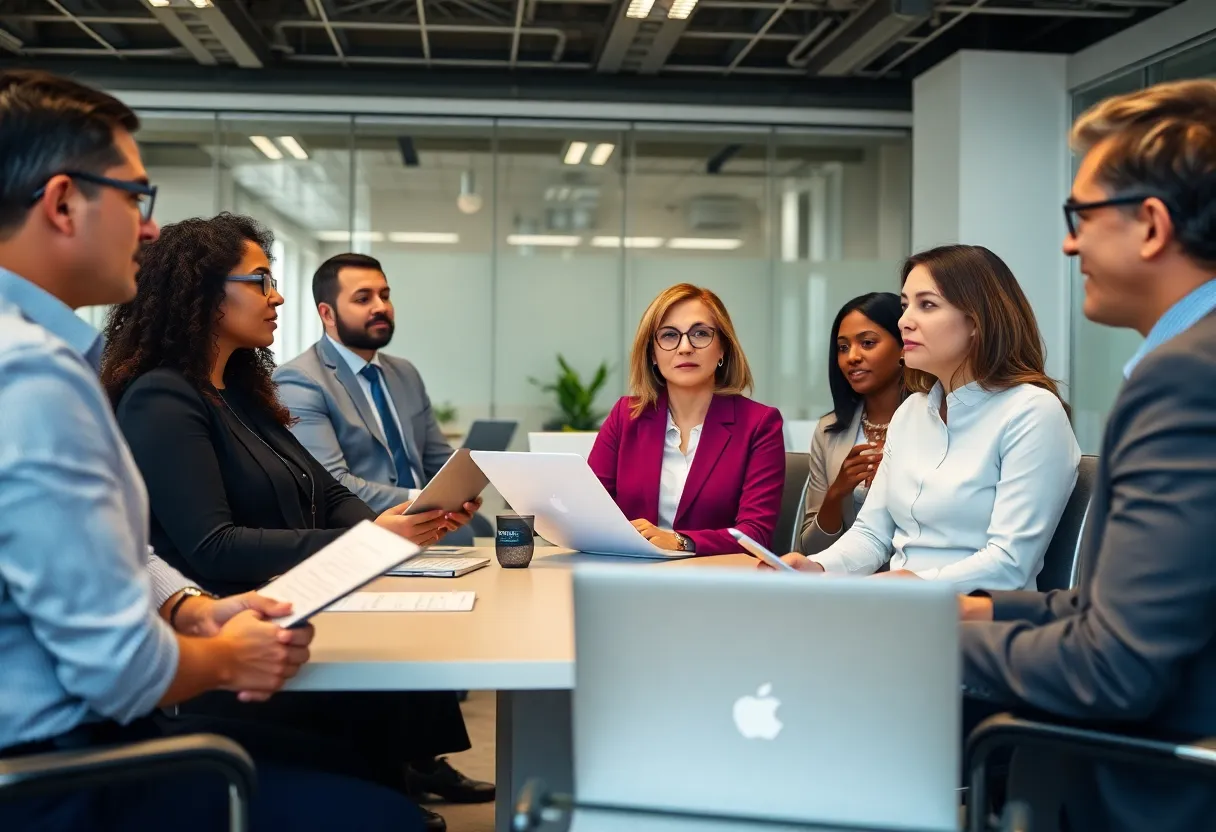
[961,311,1216,832]
[274,338,454,513]
[798,408,863,555]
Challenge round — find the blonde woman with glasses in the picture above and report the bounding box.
[587,283,785,555]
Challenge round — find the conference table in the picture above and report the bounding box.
[286,544,754,832]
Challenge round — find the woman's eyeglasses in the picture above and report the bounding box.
[655,325,716,351]
[227,273,278,296]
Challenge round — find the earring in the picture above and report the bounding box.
[898,357,905,367]
[717,358,724,368]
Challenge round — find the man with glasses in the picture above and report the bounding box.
[959,79,1216,831]
[0,69,424,831]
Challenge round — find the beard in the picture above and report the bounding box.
[335,311,395,351]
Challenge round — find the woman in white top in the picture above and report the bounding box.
[799,292,906,555]
[775,244,1080,594]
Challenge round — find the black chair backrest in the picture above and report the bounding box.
[772,451,810,554]
[1037,454,1099,592]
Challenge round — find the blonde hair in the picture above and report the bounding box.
[1071,78,1216,267]
[626,284,753,419]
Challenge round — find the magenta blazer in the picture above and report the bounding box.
[588,391,786,555]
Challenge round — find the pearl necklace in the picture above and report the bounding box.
[861,413,890,442]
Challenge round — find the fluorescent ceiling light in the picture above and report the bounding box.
[626,0,656,19]
[190,0,212,6]
[507,234,582,247]
[249,135,283,160]
[316,230,385,243]
[589,143,615,166]
[277,136,309,160]
[667,0,698,20]
[667,237,744,250]
[591,236,665,249]
[563,141,588,165]
[147,0,170,6]
[389,232,459,244]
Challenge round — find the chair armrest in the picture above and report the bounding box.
[965,713,1216,832]
[0,733,256,805]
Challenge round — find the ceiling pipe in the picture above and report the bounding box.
[274,19,568,61]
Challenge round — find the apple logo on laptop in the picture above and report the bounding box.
[549,494,569,513]
[732,683,783,740]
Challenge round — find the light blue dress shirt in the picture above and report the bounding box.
[0,267,182,750]
[1124,278,1216,378]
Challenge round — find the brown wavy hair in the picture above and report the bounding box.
[900,245,1065,406]
[627,283,753,419]
[100,213,293,426]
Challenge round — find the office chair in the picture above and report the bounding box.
[966,713,1216,832]
[0,734,256,831]
[771,451,810,553]
[1036,455,1098,592]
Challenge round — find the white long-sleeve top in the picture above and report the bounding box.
[810,381,1080,594]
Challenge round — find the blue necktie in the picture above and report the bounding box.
[359,364,416,489]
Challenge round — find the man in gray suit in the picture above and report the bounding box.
[276,252,477,545]
[958,80,1216,831]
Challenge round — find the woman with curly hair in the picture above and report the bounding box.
[101,213,491,832]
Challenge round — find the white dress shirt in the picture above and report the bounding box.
[658,410,703,530]
[325,334,422,496]
[811,381,1080,594]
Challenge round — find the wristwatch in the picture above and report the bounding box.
[674,532,695,553]
[169,586,214,630]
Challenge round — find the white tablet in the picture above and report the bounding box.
[404,448,489,516]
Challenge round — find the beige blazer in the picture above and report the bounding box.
[797,408,864,555]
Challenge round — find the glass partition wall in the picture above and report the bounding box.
[1068,33,1216,453]
[97,113,910,445]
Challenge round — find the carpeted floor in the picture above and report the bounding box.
[430,691,496,832]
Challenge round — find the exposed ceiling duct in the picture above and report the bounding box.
[140,0,268,67]
[804,0,932,77]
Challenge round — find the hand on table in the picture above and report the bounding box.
[754,552,825,573]
[630,518,682,551]
[376,500,460,546]
[870,569,921,579]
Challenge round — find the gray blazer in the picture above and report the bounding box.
[797,408,863,555]
[961,311,1216,832]
[274,338,454,513]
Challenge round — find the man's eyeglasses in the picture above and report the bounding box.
[1063,194,1159,238]
[31,171,158,222]
[655,325,716,351]
[227,273,279,296]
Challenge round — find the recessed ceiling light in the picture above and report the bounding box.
[389,232,460,244]
[189,0,212,7]
[626,0,656,19]
[666,237,744,250]
[591,236,665,249]
[147,0,170,7]
[667,0,698,19]
[589,143,615,166]
[506,234,582,247]
[563,141,588,165]
[249,135,283,160]
[277,136,309,160]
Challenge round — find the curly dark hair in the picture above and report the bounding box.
[100,212,293,426]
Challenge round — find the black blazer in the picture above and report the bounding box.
[116,368,376,597]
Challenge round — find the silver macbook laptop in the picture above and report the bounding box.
[572,565,961,831]
[470,452,684,558]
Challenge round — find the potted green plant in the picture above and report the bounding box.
[433,401,458,427]
[529,355,610,431]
